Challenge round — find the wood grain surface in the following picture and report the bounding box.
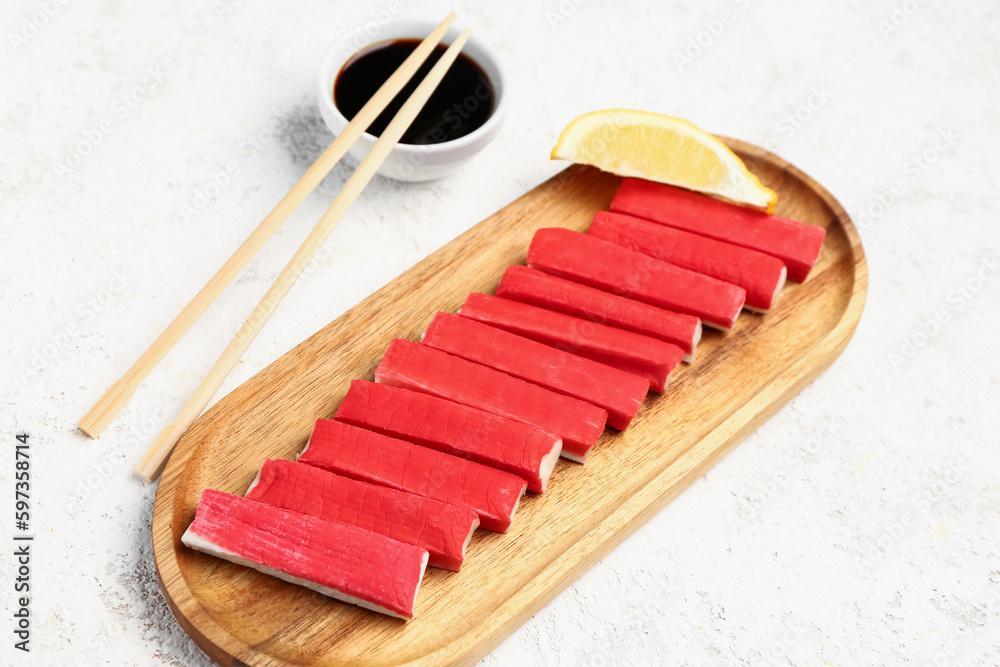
[152,138,868,667]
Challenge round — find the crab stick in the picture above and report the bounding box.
[527,227,746,331]
[422,313,647,430]
[375,338,607,463]
[298,418,526,533]
[610,178,826,282]
[589,210,787,312]
[245,458,479,571]
[182,489,429,620]
[496,265,702,362]
[459,293,683,393]
[334,380,561,492]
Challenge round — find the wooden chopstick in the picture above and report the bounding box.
[77,13,458,440]
[135,28,473,481]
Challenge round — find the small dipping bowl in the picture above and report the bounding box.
[317,20,507,182]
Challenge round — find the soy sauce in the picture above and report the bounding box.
[334,39,495,145]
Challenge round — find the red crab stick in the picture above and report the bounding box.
[422,313,647,430]
[610,178,826,283]
[527,227,746,331]
[375,338,607,463]
[245,458,479,571]
[182,489,428,620]
[335,380,562,492]
[460,293,683,393]
[298,418,526,533]
[589,211,788,312]
[496,265,702,362]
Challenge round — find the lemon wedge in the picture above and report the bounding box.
[551,109,777,214]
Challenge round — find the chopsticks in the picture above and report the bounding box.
[135,26,473,481]
[77,13,458,439]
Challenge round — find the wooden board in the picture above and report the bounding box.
[153,138,867,667]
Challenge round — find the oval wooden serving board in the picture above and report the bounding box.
[153,139,867,667]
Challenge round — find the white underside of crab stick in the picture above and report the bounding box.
[181,489,429,620]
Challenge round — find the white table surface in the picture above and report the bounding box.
[3,0,999,664]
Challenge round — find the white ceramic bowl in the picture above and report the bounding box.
[317,21,507,182]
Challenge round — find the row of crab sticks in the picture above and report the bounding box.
[183,177,826,620]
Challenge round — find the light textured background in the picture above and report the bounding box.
[2,0,999,665]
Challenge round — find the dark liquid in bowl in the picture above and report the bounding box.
[334,39,495,145]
